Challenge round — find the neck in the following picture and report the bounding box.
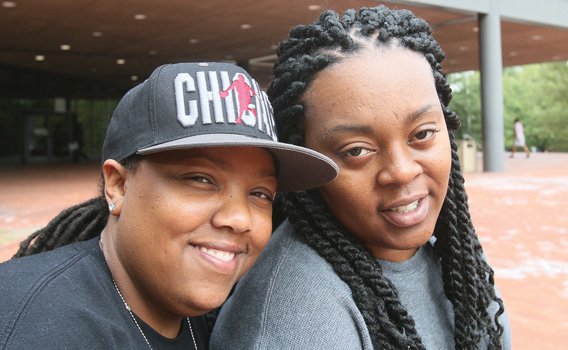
[100,227,184,338]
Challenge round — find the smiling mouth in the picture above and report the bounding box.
[380,197,429,228]
[389,200,419,214]
[198,247,236,262]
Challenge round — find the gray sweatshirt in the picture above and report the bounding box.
[211,221,511,349]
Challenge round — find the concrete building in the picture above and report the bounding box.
[1,0,567,169]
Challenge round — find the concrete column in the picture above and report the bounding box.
[478,8,505,172]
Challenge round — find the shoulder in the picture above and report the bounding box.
[0,238,100,316]
[0,238,145,349]
[211,221,372,350]
[232,220,353,305]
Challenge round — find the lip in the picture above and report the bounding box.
[382,193,428,210]
[380,195,429,228]
[190,241,245,275]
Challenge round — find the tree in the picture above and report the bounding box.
[448,61,568,152]
[448,71,482,144]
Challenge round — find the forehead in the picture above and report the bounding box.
[141,146,276,173]
[303,46,438,123]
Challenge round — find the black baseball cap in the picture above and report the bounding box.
[102,62,338,191]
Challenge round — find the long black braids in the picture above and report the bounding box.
[12,155,141,258]
[13,197,107,258]
[268,6,504,349]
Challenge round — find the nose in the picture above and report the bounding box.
[211,192,252,234]
[376,144,422,186]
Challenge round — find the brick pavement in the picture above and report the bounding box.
[1,153,567,349]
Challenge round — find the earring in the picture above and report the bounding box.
[108,202,116,212]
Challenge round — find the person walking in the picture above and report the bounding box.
[511,118,530,158]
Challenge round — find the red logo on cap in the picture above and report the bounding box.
[219,74,257,124]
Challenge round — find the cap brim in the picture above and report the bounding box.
[137,134,339,192]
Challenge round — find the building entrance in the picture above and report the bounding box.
[24,112,76,163]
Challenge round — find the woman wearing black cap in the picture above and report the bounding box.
[0,62,338,350]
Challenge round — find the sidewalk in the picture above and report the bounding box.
[465,152,568,350]
[1,153,567,349]
[0,161,101,258]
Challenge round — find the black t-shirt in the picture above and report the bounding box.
[136,312,209,350]
[0,237,210,349]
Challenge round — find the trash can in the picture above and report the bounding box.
[457,135,477,173]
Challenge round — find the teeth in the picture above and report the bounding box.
[390,200,419,214]
[199,247,235,262]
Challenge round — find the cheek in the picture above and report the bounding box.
[319,174,370,220]
[251,212,273,250]
[320,181,346,205]
[239,213,272,273]
[125,186,172,228]
[318,178,344,212]
[425,133,452,201]
[156,194,211,231]
[436,134,452,184]
[322,165,374,200]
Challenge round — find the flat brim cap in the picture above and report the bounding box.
[102,62,338,192]
[138,133,338,192]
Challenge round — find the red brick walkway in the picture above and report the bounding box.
[1,153,567,349]
[465,152,568,350]
[0,161,100,257]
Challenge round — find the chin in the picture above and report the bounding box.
[185,300,224,317]
[181,287,232,317]
[201,292,231,311]
[389,230,433,250]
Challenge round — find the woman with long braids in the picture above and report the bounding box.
[0,62,337,349]
[211,6,511,350]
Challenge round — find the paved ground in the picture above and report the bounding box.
[1,153,567,349]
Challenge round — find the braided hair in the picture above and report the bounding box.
[268,6,504,349]
[12,155,141,258]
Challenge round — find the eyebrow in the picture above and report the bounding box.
[406,104,439,123]
[321,124,374,140]
[320,104,440,140]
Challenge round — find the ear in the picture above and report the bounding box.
[103,159,129,216]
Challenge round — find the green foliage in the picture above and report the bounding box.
[448,61,568,151]
[448,71,482,142]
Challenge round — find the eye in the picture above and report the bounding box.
[190,176,212,184]
[341,146,373,158]
[182,174,216,187]
[411,128,440,143]
[250,190,275,202]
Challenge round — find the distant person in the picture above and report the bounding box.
[71,120,89,162]
[211,5,511,349]
[511,118,530,158]
[0,62,337,349]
